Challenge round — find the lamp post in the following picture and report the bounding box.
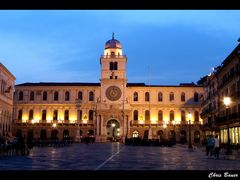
[188,113,193,149]
[75,99,82,142]
[172,120,176,143]
[223,97,232,155]
[112,123,116,142]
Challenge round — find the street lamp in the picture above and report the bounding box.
[188,113,193,149]
[112,123,116,141]
[223,97,232,155]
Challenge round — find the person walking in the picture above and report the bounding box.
[206,135,214,157]
[214,135,220,159]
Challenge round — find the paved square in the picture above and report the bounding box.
[0,143,240,170]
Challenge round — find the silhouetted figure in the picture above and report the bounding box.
[214,135,220,159]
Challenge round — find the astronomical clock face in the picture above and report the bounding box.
[106,86,122,101]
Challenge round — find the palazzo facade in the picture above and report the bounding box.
[13,35,203,143]
[0,63,16,136]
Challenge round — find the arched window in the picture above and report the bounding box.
[19,91,23,101]
[194,92,199,102]
[114,62,118,70]
[42,110,47,120]
[30,91,34,101]
[133,110,138,121]
[111,51,115,57]
[132,131,139,138]
[53,110,58,120]
[145,92,150,102]
[29,110,34,120]
[158,92,163,102]
[78,91,83,100]
[54,91,59,101]
[89,91,94,101]
[181,92,185,102]
[145,110,150,121]
[170,110,174,121]
[194,111,199,122]
[194,131,201,143]
[64,110,69,120]
[63,129,69,140]
[109,62,114,70]
[158,110,163,121]
[88,129,94,136]
[181,111,186,122]
[65,91,70,101]
[89,110,94,120]
[18,110,22,120]
[43,91,47,101]
[133,92,138,101]
[169,92,174,101]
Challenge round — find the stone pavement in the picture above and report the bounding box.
[0,143,240,170]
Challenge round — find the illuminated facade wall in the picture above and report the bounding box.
[0,63,16,136]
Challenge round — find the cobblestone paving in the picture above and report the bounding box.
[0,143,240,170]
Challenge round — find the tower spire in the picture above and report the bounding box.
[112,32,115,40]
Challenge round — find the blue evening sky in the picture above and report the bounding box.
[0,10,239,85]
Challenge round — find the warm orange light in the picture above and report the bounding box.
[223,97,231,107]
[52,123,57,128]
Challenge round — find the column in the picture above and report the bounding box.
[100,115,104,135]
[96,115,100,136]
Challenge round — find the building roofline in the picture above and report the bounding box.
[0,63,16,80]
[15,82,202,88]
[15,82,101,87]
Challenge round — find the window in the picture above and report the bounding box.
[181,92,185,102]
[89,110,94,120]
[133,92,138,101]
[111,52,115,57]
[114,62,118,70]
[170,92,174,101]
[109,62,114,70]
[132,131,139,138]
[194,111,199,122]
[19,91,23,101]
[54,91,59,101]
[170,110,174,121]
[30,91,34,101]
[133,110,138,120]
[115,76,118,79]
[78,91,82,100]
[145,92,150,102]
[53,110,58,120]
[65,91,70,101]
[110,76,113,79]
[194,92,199,102]
[158,110,163,121]
[181,111,186,122]
[64,110,69,120]
[18,110,22,120]
[43,91,47,101]
[42,110,47,120]
[158,92,163,102]
[145,110,150,121]
[29,110,34,120]
[89,91,94,101]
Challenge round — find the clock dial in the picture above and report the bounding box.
[106,86,122,101]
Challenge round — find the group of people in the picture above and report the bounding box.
[206,134,220,159]
[0,133,34,156]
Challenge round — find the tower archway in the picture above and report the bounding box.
[106,119,120,141]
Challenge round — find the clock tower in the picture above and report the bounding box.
[100,33,127,104]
